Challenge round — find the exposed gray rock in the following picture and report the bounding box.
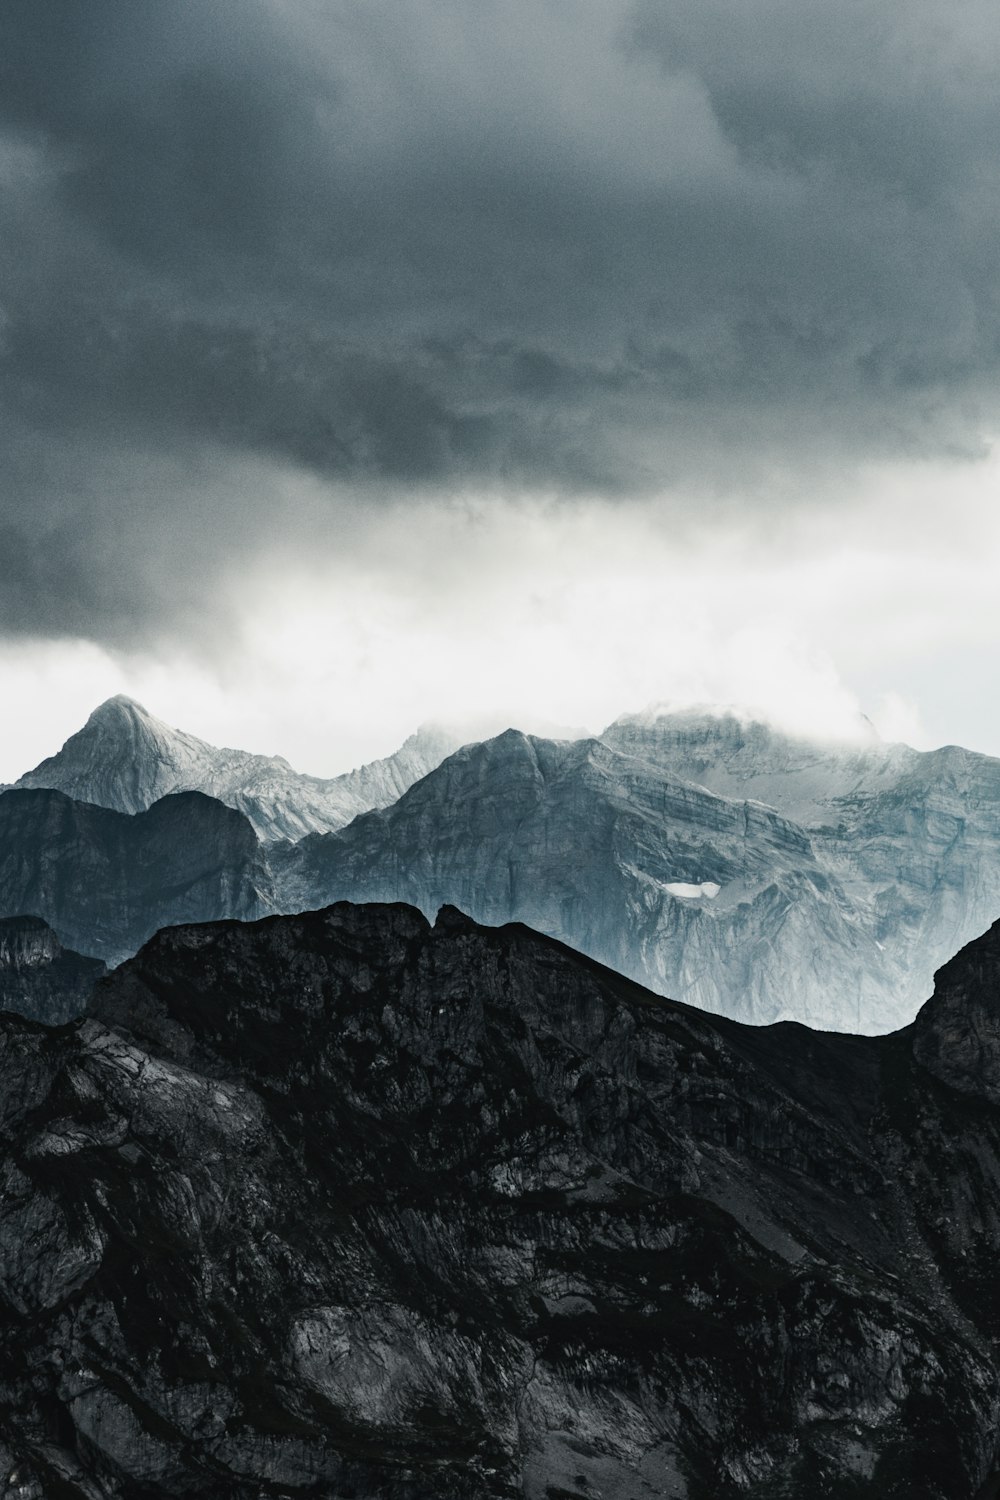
[0,903,999,1496]
[17,695,460,841]
[269,711,1000,1031]
[604,706,1000,1026]
[0,916,105,1025]
[272,731,899,1030]
[13,701,1000,1033]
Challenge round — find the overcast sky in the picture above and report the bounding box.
[2,0,1000,778]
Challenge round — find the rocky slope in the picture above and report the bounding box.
[0,788,273,965]
[17,696,459,841]
[14,700,1000,1033]
[1,903,1000,1496]
[273,731,900,1030]
[0,915,105,1024]
[603,706,1000,1027]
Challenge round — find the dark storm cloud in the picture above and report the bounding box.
[1,0,998,642]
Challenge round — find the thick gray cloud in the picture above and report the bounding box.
[1,0,998,643]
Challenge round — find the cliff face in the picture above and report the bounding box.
[0,788,273,965]
[1,903,1000,1497]
[17,700,1000,1033]
[604,708,1000,1028]
[270,715,1000,1032]
[0,915,105,1024]
[275,732,899,1030]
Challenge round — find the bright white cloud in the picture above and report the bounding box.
[2,446,999,782]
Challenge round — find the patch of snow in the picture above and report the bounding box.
[664,881,721,900]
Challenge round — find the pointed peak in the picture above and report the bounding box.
[85,695,154,726]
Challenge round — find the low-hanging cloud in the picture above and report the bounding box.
[1,0,999,647]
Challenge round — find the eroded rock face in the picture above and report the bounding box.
[0,916,105,1025]
[273,732,903,1030]
[1,904,1000,1497]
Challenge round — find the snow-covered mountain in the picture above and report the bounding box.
[16,696,461,841]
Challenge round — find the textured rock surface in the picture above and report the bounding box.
[1,903,1000,1496]
[272,732,896,1030]
[17,695,460,841]
[15,701,1000,1032]
[271,711,1000,1031]
[604,707,1000,1024]
[0,916,105,1025]
[0,788,273,965]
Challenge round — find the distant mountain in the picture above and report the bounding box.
[273,729,900,1030]
[0,787,272,965]
[0,900,999,1497]
[270,712,1000,1032]
[16,695,461,841]
[603,706,1000,1023]
[12,699,1000,1033]
[602,703,910,826]
[0,914,105,1024]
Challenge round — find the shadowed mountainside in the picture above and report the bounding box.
[0,787,273,965]
[0,915,106,1024]
[1,903,1000,1495]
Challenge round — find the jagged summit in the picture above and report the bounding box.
[87,692,154,721]
[608,698,884,744]
[16,699,462,842]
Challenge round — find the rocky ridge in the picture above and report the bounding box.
[11,700,1000,1032]
[1,903,1000,1496]
[269,729,902,1030]
[16,696,460,841]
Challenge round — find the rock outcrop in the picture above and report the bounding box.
[0,915,105,1024]
[1,903,1000,1496]
[269,711,1000,1031]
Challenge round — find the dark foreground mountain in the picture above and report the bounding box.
[2,904,1000,1497]
[0,788,273,964]
[0,915,105,1024]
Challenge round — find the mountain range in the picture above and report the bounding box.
[8,696,1000,1032]
[16,694,462,841]
[2,899,1000,1497]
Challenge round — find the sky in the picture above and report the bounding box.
[2,0,1000,779]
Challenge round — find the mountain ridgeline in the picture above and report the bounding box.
[9,698,1000,1031]
[0,786,272,966]
[16,695,461,841]
[2,902,1000,1496]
